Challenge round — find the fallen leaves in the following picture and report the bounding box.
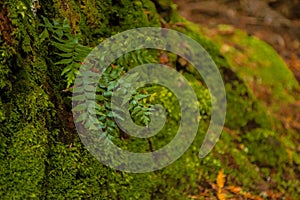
[188,168,286,199]
[214,169,263,200]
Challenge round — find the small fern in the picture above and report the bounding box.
[52,35,91,88]
[72,65,123,138]
[40,17,91,88]
[39,17,156,139]
[72,63,153,140]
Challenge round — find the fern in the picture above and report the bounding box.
[39,17,91,88]
[72,64,153,141]
[53,35,91,88]
[73,65,122,137]
[39,17,155,139]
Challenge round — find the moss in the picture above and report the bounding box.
[242,129,289,167]
[166,17,273,131]
[167,15,300,198]
[203,25,299,105]
[1,0,299,199]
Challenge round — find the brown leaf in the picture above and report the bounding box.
[159,53,169,64]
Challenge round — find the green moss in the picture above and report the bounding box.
[242,128,289,167]
[0,87,51,198]
[1,0,299,199]
[205,25,299,104]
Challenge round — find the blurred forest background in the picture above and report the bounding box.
[174,0,300,82]
[0,0,299,199]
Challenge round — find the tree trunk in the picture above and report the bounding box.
[0,0,160,198]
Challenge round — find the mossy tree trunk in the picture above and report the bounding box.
[0,0,161,198]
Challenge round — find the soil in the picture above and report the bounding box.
[174,0,300,82]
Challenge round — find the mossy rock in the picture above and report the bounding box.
[202,24,299,105]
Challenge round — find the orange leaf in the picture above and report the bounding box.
[227,185,241,194]
[216,169,226,189]
[242,192,262,200]
[217,190,226,200]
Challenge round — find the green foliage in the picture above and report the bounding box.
[39,17,92,88]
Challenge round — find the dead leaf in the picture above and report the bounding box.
[227,185,241,194]
[217,189,226,200]
[217,169,226,189]
[159,53,169,64]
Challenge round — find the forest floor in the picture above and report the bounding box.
[174,0,300,134]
